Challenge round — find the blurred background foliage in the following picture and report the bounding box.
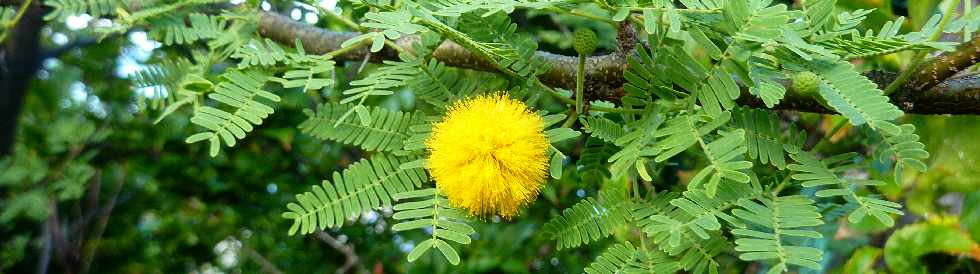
[1,0,979,273]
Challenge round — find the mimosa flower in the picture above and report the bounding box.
[426,93,550,218]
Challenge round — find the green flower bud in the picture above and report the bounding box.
[792,71,820,95]
[573,28,598,55]
[792,71,832,109]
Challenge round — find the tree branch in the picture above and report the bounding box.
[909,34,980,92]
[241,241,286,274]
[314,230,361,274]
[0,0,43,156]
[257,11,980,115]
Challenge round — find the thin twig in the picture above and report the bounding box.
[241,242,286,274]
[315,230,361,274]
[79,166,126,274]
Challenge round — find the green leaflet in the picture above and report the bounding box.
[298,103,422,152]
[731,195,824,273]
[786,149,904,227]
[185,69,279,157]
[391,188,474,265]
[541,189,633,250]
[282,154,427,235]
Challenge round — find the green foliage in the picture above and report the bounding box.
[298,103,421,152]
[583,242,646,274]
[185,70,280,157]
[731,195,824,273]
[623,45,678,103]
[795,58,904,134]
[14,0,980,273]
[580,116,626,144]
[688,129,752,197]
[44,0,119,21]
[883,223,978,274]
[875,124,929,182]
[282,154,426,235]
[638,182,759,247]
[340,59,417,125]
[731,108,802,170]
[152,13,228,46]
[541,189,632,250]
[232,38,288,69]
[391,188,475,265]
[786,149,903,227]
[428,0,559,17]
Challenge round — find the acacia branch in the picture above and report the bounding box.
[258,11,980,115]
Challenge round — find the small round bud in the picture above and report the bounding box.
[573,28,598,55]
[792,71,820,95]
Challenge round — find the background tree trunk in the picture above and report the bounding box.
[0,0,43,156]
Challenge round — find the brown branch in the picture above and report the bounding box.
[79,167,126,274]
[257,11,980,115]
[241,241,286,274]
[315,231,360,274]
[909,35,980,92]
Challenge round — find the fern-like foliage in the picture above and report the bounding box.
[826,10,872,38]
[428,0,559,17]
[44,0,119,21]
[746,53,788,108]
[131,58,194,104]
[151,13,227,46]
[731,195,824,273]
[298,103,421,152]
[786,148,904,226]
[623,45,680,104]
[342,9,427,52]
[803,0,835,32]
[399,115,439,154]
[581,116,627,144]
[653,111,751,196]
[661,46,740,116]
[818,17,941,58]
[578,137,617,183]
[185,70,279,156]
[629,247,685,274]
[541,189,633,250]
[232,38,288,69]
[639,182,759,247]
[689,129,753,197]
[789,57,904,135]
[282,154,427,235]
[131,57,210,123]
[341,59,417,125]
[273,42,336,92]
[731,108,804,170]
[404,55,491,108]
[584,242,650,274]
[607,108,665,180]
[391,188,475,265]
[875,124,929,183]
[457,12,551,79]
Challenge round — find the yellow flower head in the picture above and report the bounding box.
[426,93,549,218]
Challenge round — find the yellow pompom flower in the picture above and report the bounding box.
[426,93,550,218]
